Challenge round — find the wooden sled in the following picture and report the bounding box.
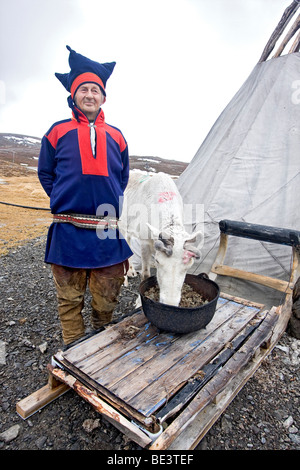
[16,220,300,450]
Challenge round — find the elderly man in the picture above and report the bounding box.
[38,46,132,346]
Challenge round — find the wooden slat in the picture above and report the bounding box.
[91,331,176,388]
[52,296,264,430]
[149,307,279,450]
[50,367,152,448]
[90,298,240,393]
[64,297,226,381]
[53,297,243,424]
[156,319,262,423]
[220,291,264,309]
[89,298,233,388]
[70,316,160,377]
[53,350,157,429]
[167,316,278,449]
[63,311,147,365]
[212,264,292,294]
[126,303,261,416]
[16,382,69,419]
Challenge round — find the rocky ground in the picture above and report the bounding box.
[0,158,299,453]
[0,238,299,453]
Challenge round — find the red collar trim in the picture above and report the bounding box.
[72,107,105,125]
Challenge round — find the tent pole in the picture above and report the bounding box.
[272,13,300,57]
[258,0,300,62]
[289,28,300,52]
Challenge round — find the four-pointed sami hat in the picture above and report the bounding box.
[55,45,116,98]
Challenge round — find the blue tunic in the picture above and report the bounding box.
[38,102,133,268]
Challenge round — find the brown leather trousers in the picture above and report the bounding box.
[51,261,128,345]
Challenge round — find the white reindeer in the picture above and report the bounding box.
[119,172,203,306]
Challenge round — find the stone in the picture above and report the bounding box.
[35,436,47,449]
[82,418,100,433]
[38,342,48,353]
[0,424,20,443]
[289,434,300,445]
[283,416,293,428]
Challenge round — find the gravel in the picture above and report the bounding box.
[0,236,299,451]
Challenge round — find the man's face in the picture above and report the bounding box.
[74,83,104,121]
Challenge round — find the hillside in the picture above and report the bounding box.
[0,133,188,254]
[0,133,188,176]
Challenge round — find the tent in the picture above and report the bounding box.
[177,1,300,307]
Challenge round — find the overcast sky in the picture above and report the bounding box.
[0,0,292,162]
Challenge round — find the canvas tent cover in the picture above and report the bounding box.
[177,52,300,307]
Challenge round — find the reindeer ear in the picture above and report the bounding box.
[183,230,203,261]
[186,230,204,245]
[146,223,160,239]
[184,230,204,246]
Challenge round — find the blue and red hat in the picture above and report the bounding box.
[55,45,116,99]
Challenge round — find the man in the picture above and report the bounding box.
[38,45,132,346]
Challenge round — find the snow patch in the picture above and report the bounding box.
[4,135,40,145]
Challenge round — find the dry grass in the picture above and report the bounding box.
[0,161,51,255]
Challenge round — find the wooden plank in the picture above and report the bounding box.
[16,382,69,419]
[52,295,264,431]
[167,335,275,450]
[212,264,292,294]
[89,298,234,388]
[149,307,279,450]
[91,331,176,388]
[63,311,147,366]
[50,367,153,448]
[70,297,230,376]
[156,318,263,423]
[53,297,243,424]
[168,301,292,450]
[64,297,229,387]
[127,304,261,416]
[209,232,228,282]
[70,316,160,377]
[53,351,156,429]
[102,299,245,400]
[220,291,265,309]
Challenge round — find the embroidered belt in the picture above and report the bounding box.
[53,213,118,230]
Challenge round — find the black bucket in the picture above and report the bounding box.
[139,273,220,334]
